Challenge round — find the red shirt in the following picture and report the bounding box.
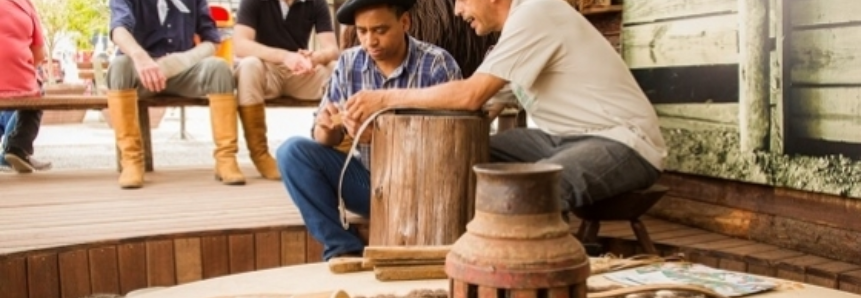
[0,0,44,98]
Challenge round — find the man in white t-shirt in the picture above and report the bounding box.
[343,0,667,212]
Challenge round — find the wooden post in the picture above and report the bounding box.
[739,0,771,152]
[369,110,489,246]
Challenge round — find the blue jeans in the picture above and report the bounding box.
[490,129,661,211]
[276,137,370,261]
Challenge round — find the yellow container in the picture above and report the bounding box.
[209,4,235,66]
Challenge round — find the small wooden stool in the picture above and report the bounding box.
[571,184,669,255]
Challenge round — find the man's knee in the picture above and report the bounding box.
[198,57,235,94]
[235,57,266,106]
[276,137,321,166]
[106,55,138,90]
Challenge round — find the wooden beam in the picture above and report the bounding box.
[623,0,736,24]
[791,26,861,85]
[622,14,738,69]
[769,0,786,154]
[738,0,771,152]
[657,117,737,131]
[653,103,739,125]
[790,0,861,28]
[788,87,861,142]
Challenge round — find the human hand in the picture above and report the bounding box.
[315,103,343,132]
[343,115,373,144]
[298,49,326,68]
[132,53,166,92]
[282,50,314,75]
[345,90,388,125]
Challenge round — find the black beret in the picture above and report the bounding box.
[336,0,416,25]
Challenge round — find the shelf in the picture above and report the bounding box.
[581,4,623,16]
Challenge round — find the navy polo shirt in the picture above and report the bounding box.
[236,0,333,52]
[110,0,221,58]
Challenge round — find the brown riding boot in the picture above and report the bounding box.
[239,104,280,180]
[107,89,144,189]
[208,93,246,185]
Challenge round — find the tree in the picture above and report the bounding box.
[32,0,109,66]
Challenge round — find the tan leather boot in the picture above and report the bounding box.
[208,93,246,185]
[239,104,280,180]
[106,89,144,189]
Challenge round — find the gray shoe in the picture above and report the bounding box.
[3,153,52,174]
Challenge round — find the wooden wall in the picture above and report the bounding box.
[649,173,861,267]
[0,225,358,298]
[622,0,740,132]
[785,0,861,157]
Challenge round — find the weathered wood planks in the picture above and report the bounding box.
[622,14,738,68]
[623,0,736,24]
[369,112,489,247]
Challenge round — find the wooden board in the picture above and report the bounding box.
[623,0,736,24]
[0,257,27,298]
[790,0,861,28]
[623,14,738,68]
[59,249,92,298]
[791,26,861,85]
[369,113,488,246]
[788,87,861,143]
[0,167,305,256]
[654,103,739,125]
[89,246,120,294]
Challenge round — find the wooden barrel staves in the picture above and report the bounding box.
[369,110,490,246]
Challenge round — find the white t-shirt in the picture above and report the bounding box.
[477,0,667,170]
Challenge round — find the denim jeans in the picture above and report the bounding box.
[490,128,661,212]
[0,109,42,157]
[276,137,370,261]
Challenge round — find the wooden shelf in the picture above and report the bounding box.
[581,4,622,16]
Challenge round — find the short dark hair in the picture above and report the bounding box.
[387,3,408,17]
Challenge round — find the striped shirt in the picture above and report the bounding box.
[314,35,463,169]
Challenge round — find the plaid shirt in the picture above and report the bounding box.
[314,35,463,169]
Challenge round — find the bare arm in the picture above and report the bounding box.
[233,25,292,63]
[112,27,150,61]
[30,45,45,66]
[310,32,339,65]
[384,73,507,111]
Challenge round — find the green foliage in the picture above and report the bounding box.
[32,0,110,53]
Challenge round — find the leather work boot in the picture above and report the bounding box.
[208,93,246,185]
[107,89,144,189]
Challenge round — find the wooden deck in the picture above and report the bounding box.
[3,167,861,297]
[0,167,341,298]
[1,167,304,256]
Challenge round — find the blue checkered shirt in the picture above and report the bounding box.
[313,35,463,169]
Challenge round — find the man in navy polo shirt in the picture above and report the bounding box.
[107,0,245,189]
[232,0,341,181]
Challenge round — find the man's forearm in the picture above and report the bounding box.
[386,80,484,111]
[30,45,46,66]
[234,38,289,64]
[112,27,149,60]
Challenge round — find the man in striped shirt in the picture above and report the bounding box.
[275,0,462,260]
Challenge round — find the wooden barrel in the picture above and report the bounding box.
[369,110,490,246]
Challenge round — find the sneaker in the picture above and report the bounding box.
[3,153,52,174]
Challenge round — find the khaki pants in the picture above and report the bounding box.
[234,57,335,106]
[106,55,235,98]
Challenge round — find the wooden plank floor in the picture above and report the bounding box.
[0,167,303,256]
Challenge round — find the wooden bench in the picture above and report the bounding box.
[0,94,320,171]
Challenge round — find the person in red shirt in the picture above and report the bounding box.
[0,0,53,173]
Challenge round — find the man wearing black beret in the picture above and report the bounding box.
[276,0,463,260]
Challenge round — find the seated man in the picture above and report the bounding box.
[107,0,244,189]
[345,0,666,213]
[0,0,52,173]
[233,0,341,180]
[276,0,462,260]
